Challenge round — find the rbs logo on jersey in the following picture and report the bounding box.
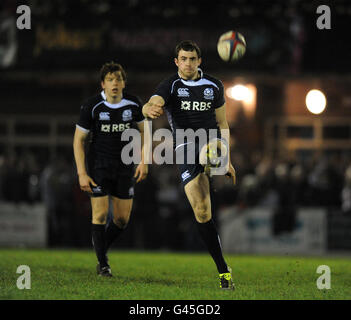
[101,123,131,132]
[181,101,211,111]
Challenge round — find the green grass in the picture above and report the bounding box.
[0,249,350,300]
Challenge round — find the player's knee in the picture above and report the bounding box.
[194,203,210,223]
[113,217,129,229]
[92,211,108,224]
[93,217,107,224]
[195,213,211,223]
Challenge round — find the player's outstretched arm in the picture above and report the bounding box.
[142,95,165,119]
[215,104,236,185]
[134,120,151,183]
[73,127,97,193]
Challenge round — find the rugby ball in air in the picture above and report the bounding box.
[217,30,246,62]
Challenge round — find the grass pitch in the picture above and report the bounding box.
[0,249,350,300]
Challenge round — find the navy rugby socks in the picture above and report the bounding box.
[105,220,125,251]
[196,219,229,274]
[91,224,108,267]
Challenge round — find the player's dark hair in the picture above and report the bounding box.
[100,62,126,82]
[175,40,201,58]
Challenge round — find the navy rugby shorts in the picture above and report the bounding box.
[175,141,204,187]
[87,154,135,199]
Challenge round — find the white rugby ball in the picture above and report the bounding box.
[217,30,246,62]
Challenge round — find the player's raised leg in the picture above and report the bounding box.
[91,196,111,277]
[184,173,234,290]
[105,197,133,252]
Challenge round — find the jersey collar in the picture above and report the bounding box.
[101,90,124,105]
[178,68,203,82]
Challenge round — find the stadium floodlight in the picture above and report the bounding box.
[305,89,326,115]
[226,84,252,102]
[225,83,257,120]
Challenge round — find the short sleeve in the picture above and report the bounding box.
[134,97,145,123]
[76,104,92,132]
[154,77,173,104]
[214,80,225,109]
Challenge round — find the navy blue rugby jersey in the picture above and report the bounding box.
[76,91,144,159]
[154,68,225,133]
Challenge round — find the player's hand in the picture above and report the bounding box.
[78,173,97,193]
[142,102,163,119]
[134,163,148,183]
[225,163,236,185]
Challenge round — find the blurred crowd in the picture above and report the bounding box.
[0,148,350,249]
[228,150,349,210]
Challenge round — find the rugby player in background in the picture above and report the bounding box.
[73,62,149,277]
[142,41,236,290]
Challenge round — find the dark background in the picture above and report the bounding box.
[0,0,351,251]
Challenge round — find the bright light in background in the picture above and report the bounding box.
[305,89,326,114]
[225,83,257,120]
[226,84,251,102]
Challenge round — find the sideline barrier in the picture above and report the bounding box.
[219,206,327,255]
[0,202,47,247]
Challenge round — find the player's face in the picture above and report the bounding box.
[101,71,125,101]
[175,50,201,80]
